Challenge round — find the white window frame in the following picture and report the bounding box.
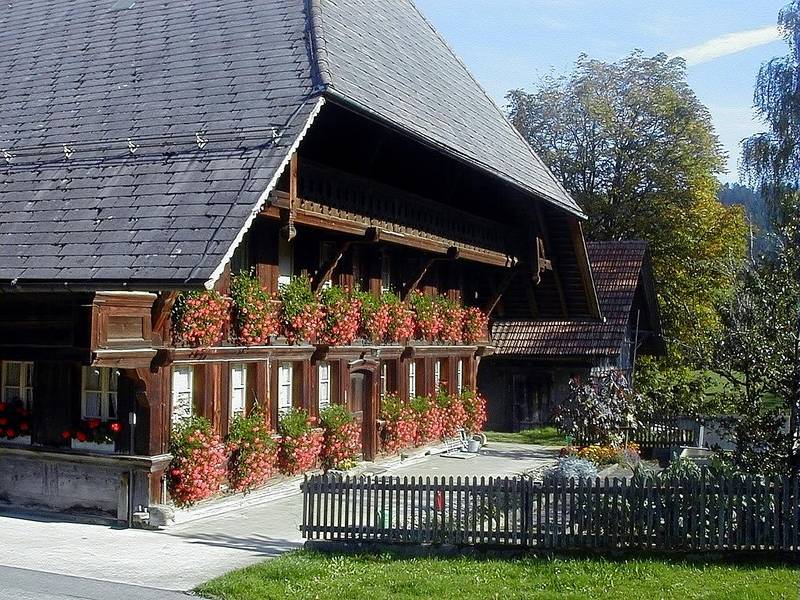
[434,360,442,392]
[230,363,248,419]
[380,363,388,399]
[171,365,195,423]
[82,367,118,421]
[408,361,416,400]
[278,237,294,288]
[278,362,293,416]
[318,362,331,411]
[1,361,34,410]
[457,359,464,394]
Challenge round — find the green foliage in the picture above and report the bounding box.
[228,410,275,451]
[319,404,354,431]
[196,550,799,600]
[409,395,430,415]
[379,393,403,421]
[507,50,748,378]
[278,408,312,438]
[170,415,214,458]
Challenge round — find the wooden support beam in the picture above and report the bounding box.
[534,202,568,318]
[524,270,540,319]
[280,153,299,241]
[569,217,601,319]
[401,247,460,300]
[484,265,519,316]
[312,241,353,292]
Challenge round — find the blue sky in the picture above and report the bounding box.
[415,0,788,183]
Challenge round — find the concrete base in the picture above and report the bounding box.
[0,444,170,523]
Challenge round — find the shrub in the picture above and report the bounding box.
[319,286,362,346]
[554,371,641,445]
[358,291,391,342]
[561,442,641,467]
[279,275,324,344]
[461,389,488,433]
[319,404,362,471]
[171,291,230,347]
[227,411,277,493]
[380,393,417,454]
[230,272,280,345]
[434,389,468,438]
[168,416,227,507]
[277,408,323,474]
[543,457,599,484]
[410,395,445,444]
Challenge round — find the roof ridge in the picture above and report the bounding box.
[406,0,583,216]
[304,0,332,92]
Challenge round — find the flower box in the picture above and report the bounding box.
[2,435,31,446]
[71,439,116,454]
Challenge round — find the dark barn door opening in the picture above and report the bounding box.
[349,368,377,461]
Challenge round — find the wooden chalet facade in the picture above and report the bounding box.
[0,0,600,521]
[482,241,665,431]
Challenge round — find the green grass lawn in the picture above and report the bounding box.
[196,550,798,600]
[484,426,566,447]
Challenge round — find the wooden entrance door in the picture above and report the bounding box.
[349,369,377,461]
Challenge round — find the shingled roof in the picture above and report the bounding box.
[491,241,664,358]
[0,0,581,289]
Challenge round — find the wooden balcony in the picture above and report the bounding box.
[262,160,522,267]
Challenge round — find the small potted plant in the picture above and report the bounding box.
[0,400,32,445]
[64,419,123,453]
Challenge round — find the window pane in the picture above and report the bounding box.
[24,363,33,388]
[231,364,247,417]
[107,393,117,419]
[108,370,119,392]
[408,362,416,399]
[4,362,21,387]
[4,388,19,403]
[278,363,293,414]
[84,392,102,419]
[84,367,102,391]
[172,366,194,422]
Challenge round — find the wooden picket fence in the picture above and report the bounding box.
[301,474,800,553]
[574,417,696,449]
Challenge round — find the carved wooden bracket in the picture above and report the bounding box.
[532,237,553,285]
[281,153,299,241]
[401,246,460,300]
[310,228,381,292]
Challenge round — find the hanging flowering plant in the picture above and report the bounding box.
[62,418,122,445]
[277,408,323,475]
[172,291,230,347]
[434,389,468,438]
[462,306,489,344]
[461,389,488,433]
[319,285,362,346]
[319,404,361,471]
[410,395,445,445]
[384,292,416,343]
[230,272,280,346]
[279,275,324,344]
[167,416,227,507]
[437,297,464,344]
[380,393,416,454]
[226,410,277,494]
[0,400,32,440]
[408,291,443,341]
[357,291,391,343]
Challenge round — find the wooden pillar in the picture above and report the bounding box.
[252,360,271,429]
[252,220,280,295]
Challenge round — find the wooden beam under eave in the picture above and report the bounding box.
[569,217,602,319]
[260,202,515,268]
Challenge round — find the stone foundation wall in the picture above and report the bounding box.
[0,446,170,522]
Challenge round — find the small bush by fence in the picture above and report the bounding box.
[301,474,799,553]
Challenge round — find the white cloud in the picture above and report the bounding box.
[672,26,781,66]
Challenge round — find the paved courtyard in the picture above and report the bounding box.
[0,442,557,598]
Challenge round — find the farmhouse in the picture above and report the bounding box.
[0,0,602,520]
[482,240,665,431]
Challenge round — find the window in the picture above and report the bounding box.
[380,362,388,399]
[278,362,293,415]
[230,232,251,275]
[318,362,331,411]
[82,367,118,421]
[434,360,443,392]
[408,361,416,400]
[230,363,248,419]
[2,361,33,410]
[278,237,294,287]
[172,366,194,423]
[381,253,392,293]
[456,359,464,394]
